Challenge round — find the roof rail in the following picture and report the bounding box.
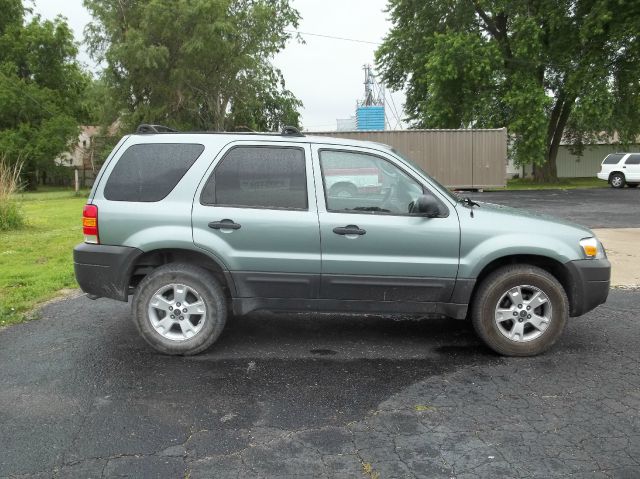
[281,125,304,137]
[136,124,178,134]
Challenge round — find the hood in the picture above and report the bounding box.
[472,201,594,236]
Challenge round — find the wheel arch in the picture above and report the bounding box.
[467,254,576,316]
[129,248,236,298]
[608,171,625,181]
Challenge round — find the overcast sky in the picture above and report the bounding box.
[31,0,406,131]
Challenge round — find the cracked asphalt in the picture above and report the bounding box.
[1,188,639,479]
[2,290,640,479]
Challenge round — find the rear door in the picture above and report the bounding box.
[623,153,640,182]
[192,141,320,299]
[312,144,460,303]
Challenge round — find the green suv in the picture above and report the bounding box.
[74,125,610,356]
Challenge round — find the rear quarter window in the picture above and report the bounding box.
[602,153,625,165]
[104,143,204,202]
[625,154,640,165]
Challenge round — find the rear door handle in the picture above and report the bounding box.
[208,219,241,230]
[333,225,366,236]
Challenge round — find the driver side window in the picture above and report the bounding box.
[319,149,424,215]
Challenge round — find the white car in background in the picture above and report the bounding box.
[597,153,640,188]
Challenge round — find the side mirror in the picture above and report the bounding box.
[412,194,442,217]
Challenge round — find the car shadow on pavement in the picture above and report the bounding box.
[89,303,500,431]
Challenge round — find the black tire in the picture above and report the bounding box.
[132,263,227,355]
[627,183,639,188]
[329,182,358,198]
[470,265,568,356]
[610,172,626,188]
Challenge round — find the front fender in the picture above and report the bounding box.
[459,233,579,279]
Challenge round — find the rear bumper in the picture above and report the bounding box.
[73,243,143,301]
[565,258,611,317]
[596,172,608,181]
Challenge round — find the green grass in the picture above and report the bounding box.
[0,188,89,327]
[500,177,608,190]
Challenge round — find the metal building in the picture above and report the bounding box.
[310,129,507,189]
[510,143,640,178]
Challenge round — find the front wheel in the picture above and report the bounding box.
[470,265,568,356]
[132,263,227,355]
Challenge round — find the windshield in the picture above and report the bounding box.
[390,148,461,203]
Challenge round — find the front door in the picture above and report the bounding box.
[312,145,460,303]
[192,142,320,299]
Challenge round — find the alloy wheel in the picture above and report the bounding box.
[494,285,552,342]
[147,283,207,341]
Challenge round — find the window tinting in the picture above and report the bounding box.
[104,143,204,202]
[320,150,426,215]
[201,147,307,209]
[625,154,640,165]
[603,153,624,165]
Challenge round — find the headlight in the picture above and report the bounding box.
[579,237,606,259]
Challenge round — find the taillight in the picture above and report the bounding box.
[82,204,99,244]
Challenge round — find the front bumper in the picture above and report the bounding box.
[565,258,611,317]
[73,243,143,301]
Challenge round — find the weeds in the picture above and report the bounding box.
[0,158,24,230]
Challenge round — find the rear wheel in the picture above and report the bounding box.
[132,263,227,355]
[610,173,626,188]
[471,265,568,356]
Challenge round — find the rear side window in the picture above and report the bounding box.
[625,154,640,165]
[104,143,204,202]
[200,146,307,210]
[602,153,624,165]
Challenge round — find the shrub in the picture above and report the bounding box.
[0,159,24,230]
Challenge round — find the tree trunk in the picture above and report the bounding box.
[535,152,558,182]
[534,94,576,182]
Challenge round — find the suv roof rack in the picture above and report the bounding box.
[135,123,305,137]
[281,125,304,137]
[136,124,178,134]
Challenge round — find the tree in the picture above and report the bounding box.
[0,0,89,187]
[84,0,302,132]
[376,0,640,181]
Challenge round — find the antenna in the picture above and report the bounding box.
[359,64,383,107]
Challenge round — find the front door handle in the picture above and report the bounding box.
[333,225,366,236]
[208,219,241,230]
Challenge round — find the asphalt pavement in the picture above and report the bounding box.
[465,187,640,228]
[1,289,639,478]
[2,187,640,479]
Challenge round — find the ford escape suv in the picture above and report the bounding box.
[74,125,611,357]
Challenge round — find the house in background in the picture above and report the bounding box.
[55,126,100,170]
[55,122,120,187]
